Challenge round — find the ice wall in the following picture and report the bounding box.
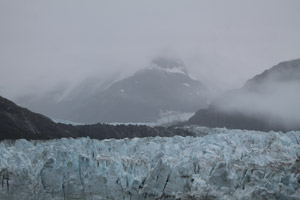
[0,128,300,199]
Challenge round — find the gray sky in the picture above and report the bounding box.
[1,0,300,99]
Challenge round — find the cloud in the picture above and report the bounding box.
[213,76,300,129]
[1,0,300,99]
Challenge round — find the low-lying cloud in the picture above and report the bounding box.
[213,78,300,129]
[1,0,300,100]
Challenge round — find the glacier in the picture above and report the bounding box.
[0,127,300,200]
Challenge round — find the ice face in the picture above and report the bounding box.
[0,127,300,199]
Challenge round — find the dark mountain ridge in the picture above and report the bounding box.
[0,96,194,140]
[0,96,74,140]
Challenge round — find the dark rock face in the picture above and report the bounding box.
[16,57,211,124]
[0,96,74,140]
[0,96,194,140]
[187,59,300,132]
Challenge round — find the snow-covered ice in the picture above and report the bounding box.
[0,127,300,199]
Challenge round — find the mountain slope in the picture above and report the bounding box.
[15,76,115,121]
[187,58,300,131]
[0,96,74,140]
[18,57,211,124]
[0,95,194,140]
[70,57,210,123]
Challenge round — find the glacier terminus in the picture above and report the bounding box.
[1,127,300,200]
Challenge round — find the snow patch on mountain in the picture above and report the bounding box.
[1,127,300,199]
[149,65,187,75]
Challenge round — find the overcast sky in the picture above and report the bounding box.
[1,0,300,99]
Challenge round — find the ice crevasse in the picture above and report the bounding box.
[0,127,300,200]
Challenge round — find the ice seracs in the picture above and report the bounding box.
[1,127,300,199]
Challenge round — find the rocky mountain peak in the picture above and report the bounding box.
[244,58,300,89]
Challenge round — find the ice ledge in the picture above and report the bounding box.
[0,128,300,199]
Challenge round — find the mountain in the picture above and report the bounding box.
[17,57,212,124]
[0,95,194,140]
[0,96,74,140]
[187,58,300,131]
[15,76,115,121]
[71,57,211,123]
